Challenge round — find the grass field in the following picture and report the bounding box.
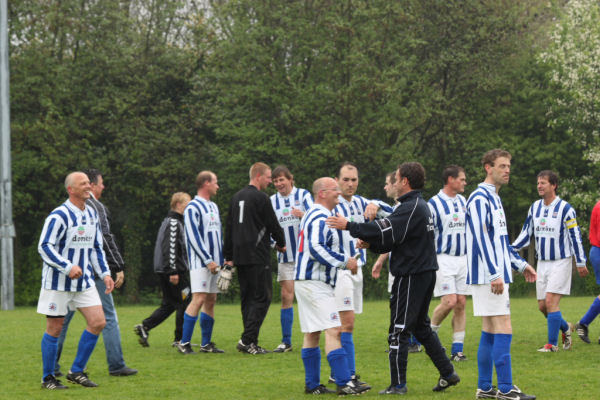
[3,296,599,399]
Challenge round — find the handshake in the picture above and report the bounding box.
[216,264,235,292]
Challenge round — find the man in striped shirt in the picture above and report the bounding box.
[428,165,469,361]
[294,177,367,395]
[270,165,313,353]
[512,170,588,352]
[177,171,225,354]
[54,169,137,378]
[37,172,114,389]
[466,149,537,400]
[331,162,392,386]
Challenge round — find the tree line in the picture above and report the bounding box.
[8,0,599,305]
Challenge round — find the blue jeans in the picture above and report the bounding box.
[55,277,126,373]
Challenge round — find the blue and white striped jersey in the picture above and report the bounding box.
[184,196,224,270]
[333,195,393,267]
[428,191,467,256]
[270,186,314,263]
[512,197,586,266]
[466,183,527,284]
[38,200,110,292]
[294,204,348,286]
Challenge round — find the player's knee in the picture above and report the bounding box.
[443,296,457,309]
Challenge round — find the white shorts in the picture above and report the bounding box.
[37,287,102,316]
[471,284,510,316]
[334,268,363,314]
[536,258,572,300]
[190,268,220,294]
[277,262,295,282]
[295,280,341,333]
[434,254,471,297]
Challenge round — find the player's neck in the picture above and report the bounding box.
[483,177,501,193]
[341,194,353,202]
[69,197,86,210]
[442,186,456,198]
[543,194,556,206]
[198,189,211,201]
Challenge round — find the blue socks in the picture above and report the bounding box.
[200,312,214,346]
[340,332,355,376]
[301,347,321,390]
[41,333,59,379]
[477,331,494,391]
[493,333,513,394]
[327,347,351,386]
[580,297,600,327]
[547,311,562,346]
[181,312,198,344]
[71,330,99,373]
[281,307,293,345]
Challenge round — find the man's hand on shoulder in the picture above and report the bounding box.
[364,203,380,221]
[326,213,348,230]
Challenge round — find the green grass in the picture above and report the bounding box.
[3,296,599,399]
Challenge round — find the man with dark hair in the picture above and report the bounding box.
[54,169,137,378]
[270,165,313,352]
[428,165,469,361]
[224,162,286,354]
[134,192,191,348]
[512,170,587,352]
[328,162,459,395]
[466,149,536,400]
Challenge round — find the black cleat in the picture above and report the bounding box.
[66,371,98,387]
[305,384,336,394]
[496,385,536,400]
[476,386,498,399]
[199,342,225,353]
[237,340,269,354]
[575,323,590,343]
[134,324,149,347]
[41,375,68,390]
[53,370,63,378]
[450,352,467,361]
[177,341,196,355]
[273,342,293,353]
[379,385,407,395]
[432,372,460,392]
[337,380,370,395]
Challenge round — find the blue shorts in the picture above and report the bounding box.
[589,246,600,285]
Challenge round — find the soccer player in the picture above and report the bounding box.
[224,162,286,354]
[176,171,225,354]
[134,192,192,348]
[328,162,459,395]
[330,162,392,385]
[428,165,470,361]
[270,165,313,352]
[512,170,588,352]
[574,199,600,344]
[38,172,114,389]
[54,169,137,378]
[295,177,368,395]
[466,149,537,400]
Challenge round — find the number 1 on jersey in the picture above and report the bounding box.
[238,200,245,223]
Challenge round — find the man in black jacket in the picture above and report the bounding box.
[134,192,191,347]
[327,162,459,395]
[224,162,286,354]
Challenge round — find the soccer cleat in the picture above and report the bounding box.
[432,372,460,391]
[133,324,149,347]
[450,352,467,361]
[177,341,196,355]
[66,371,98,387]
[41,375,68,390]
[305,384,336,394]
[273,342,293,353]
[351,375,370,388]
[407,343,422,353]
[496,385,536,400]
[237,340,269,354]
[172,341,180,347]
[537,343,558,352]
[54,370,63,378]
[476,387,498,399]
[337,380,370,395]
[199,342,225,353]
[378,385,407,395]
[575,322,590,343]
[562,322,574,350]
